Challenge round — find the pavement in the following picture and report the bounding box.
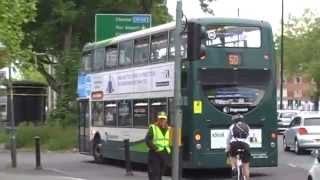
[0,149,169,180]
[0,168,152,180]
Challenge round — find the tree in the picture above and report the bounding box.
[0,0,37,67]
[275,10,320,110]
[199,0,216,15]
[22,0,172,126]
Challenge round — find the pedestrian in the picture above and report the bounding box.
[145,111,172,180]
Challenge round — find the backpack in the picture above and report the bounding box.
[232,121,249,139]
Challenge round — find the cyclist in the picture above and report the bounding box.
[226,114,251,180]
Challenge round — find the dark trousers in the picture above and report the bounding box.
[148,150,170,180]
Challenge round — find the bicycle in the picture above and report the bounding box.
[233,148,246,180]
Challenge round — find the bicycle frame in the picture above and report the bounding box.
[234,149,246,180]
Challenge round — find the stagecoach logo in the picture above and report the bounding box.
[207,30,217,40]
[106,75,114,94]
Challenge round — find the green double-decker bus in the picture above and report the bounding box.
[78,17,277,169]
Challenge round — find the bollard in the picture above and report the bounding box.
[34,136,42,169]
[124,139,133,176]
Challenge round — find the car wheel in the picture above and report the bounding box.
[93,138,104,163]
[308,175,313,180]
[294,139,303,154]
[283,137,290,152]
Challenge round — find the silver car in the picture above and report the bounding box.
[308,149,320,180]
[283,112,320,154]
[277,110,299,133]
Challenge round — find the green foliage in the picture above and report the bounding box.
[275,9,320,109]
[0,130,9,144]
[0,0,37,67]
[199,0,216,15]
[20,65,47,83]
[275,9,320,79]
[3,123,78,150]
[48,49,80,127]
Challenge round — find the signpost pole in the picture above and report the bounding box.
[172,0,183,180]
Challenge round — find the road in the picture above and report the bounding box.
[0,135,315,180]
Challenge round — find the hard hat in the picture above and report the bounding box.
[157,111,167,120]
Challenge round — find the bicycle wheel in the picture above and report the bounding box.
[239,164,245,180]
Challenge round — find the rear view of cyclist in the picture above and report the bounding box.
[226,114,251,180]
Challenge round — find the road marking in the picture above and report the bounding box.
[288,163,297,168]
[44,168,87,180]
[60,176,87,180]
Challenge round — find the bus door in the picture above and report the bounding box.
[79,100,90,153]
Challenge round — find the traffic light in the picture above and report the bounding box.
[187,22,207,60]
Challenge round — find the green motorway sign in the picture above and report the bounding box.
[95,14,152,41]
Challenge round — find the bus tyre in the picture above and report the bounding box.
[294,139,302,155]
[93,139,103,163]
[283,137,290,152]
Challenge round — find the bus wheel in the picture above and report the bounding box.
[93,138,103,163]
[283,137,290,152]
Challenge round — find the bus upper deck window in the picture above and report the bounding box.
[105,45,118,69]
[204,25,261,48]
[119,40,133,66]
[134,37,149,64]
[151,32,168,62]
[93,48,105,72]
[169,31,187,60]
[81,52,92,73]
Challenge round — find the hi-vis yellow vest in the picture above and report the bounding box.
[150,124,171,154]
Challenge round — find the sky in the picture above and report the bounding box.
[166,0,320,34]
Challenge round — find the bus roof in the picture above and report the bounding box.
[83,17,271,51]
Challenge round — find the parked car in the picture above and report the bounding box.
[277,110,300,133]
[283,112,320,154]
[308,149,320,180]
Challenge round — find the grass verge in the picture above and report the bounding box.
[0,123,77,151]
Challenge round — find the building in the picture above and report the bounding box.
[279,75,315,110]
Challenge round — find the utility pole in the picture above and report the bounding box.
[173,0,183,180]
[8,57,17,168]
[280,0,284,110]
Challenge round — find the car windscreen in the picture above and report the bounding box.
[199,68,270,115]
[304,118,320,126]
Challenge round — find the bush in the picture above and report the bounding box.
[0,130,9,144]
[7,123,78,151]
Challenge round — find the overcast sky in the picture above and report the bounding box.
[166,0,320,34]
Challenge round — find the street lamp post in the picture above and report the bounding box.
[280,0,284,110]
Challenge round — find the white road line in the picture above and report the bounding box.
[60,176,87,180]
[288,163,297,168]
[44,168,87,180]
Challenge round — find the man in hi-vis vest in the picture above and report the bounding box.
[145,111,172,180]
